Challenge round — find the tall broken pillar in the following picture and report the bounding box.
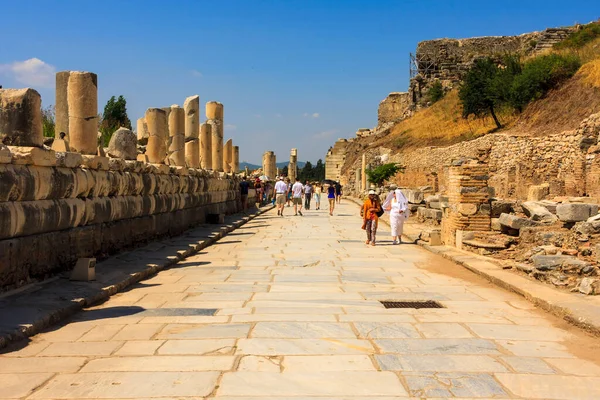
[145,108,168,164]
[137,117,148,145]
[200,122,212,169]
[263,151,276,179]
[55,71,98,154]
[167,105,185,166]
[206,101,223,172]
[223,138,233,173]
[289,148,297,181]
[0,88,43,147]
[361,154,367,192]
[232,145,240,173]
[183,95,200,168]
[355,168,361,193]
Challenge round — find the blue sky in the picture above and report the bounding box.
[1,1,598,163]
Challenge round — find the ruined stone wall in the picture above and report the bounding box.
[325,139,351,183]
[0,153,250,289]
[378,92,412,125]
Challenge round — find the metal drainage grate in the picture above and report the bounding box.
[380,300,444,309]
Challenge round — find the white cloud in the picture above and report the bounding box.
[190,69,203,78]
[312,113,320,118]
[0,58,56,88]
[225,124,237,130]
[303,112,320,119]
[313,129,339,139]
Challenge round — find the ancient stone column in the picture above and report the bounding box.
[0,88,43,147]
[200,122,212,169]
[137,117,148,145]
[223,138,233,173]
[55,71,98,154]
[355,168,361,192]
[361,154,367,192]
[263,151,276,179]
[145,108,168,164]
[206,101,224,172]
[289,148,298,182]
[167,105,185,166]
[232,145,240,173]
[183,95,200,168]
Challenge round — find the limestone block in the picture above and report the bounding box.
[81,155,109,170]
[491,218,501,231]
[457,203,478,216]
[145,108,168,164]
[429,230,442,246]
[498,213,540,230]
[51,138,69,152]
[66,72,99,155]
[137,154,149,163]
[417,206,442,221]
[556,203,599,222]
[0,88,43,147]
[531,254,588,271]
[522,201,557,223]
[184,95,199,139]
[136,117,149,145]
[527,183,550,201]
[168,134,185,167]
[0,144,12,163]
[539,200,558,214]
[9,146,56,166]
[150,163,171,174]
[200,122,212,169]
[108,158,127,171]
[185,139,200,168]
[456,230,475,250]
[206,101,224,120]
[55,152,83,168]
[404,189,424,204]
[70,258,96,281]
[107,127,137,160]
[491,201,513,218]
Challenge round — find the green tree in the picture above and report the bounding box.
[99,95,132,146]
[313,159,325,181]
[459,58,504,129]
[365,163,404,186]
[299,161,314,182]
[427,80,445,104]
[280,165,288,177]
[41,105,55,138]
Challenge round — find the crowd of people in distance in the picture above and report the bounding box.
[240,176,343,217]
[240,177,409,247]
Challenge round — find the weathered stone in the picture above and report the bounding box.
[232,145,240,173]
[522,201,557,223]
[184,95,199,140]
[136,117,148,145]
[208,119,223,172]
[81,155,109,170]
[491,201,513,218]
[107,127,137,160]
[418,206,442,221]
[223,139,233,173]
[185,139,200,168]
[145,108,168,164]
[539,200,558,214]
[578,277,600,295]
[200,122,212,170]
[457,203,478,216]
[530,255,588,271]
[0,88,43,147]
[0,144,12,163]
[498,213,539,230]
[405,189,424,204]
[527,183,550,201]
[556,203,599,222]
[55,151,83,168]
[9,146,56,166]
[491,218,501,231]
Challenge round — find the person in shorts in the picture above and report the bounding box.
[291,177,304,216]
[335,182,343,204]
[327,184,336,216]
[274,177,288,216]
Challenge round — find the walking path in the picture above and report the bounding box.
[2,201,600,399]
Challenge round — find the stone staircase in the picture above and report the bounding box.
[534,28,575,53]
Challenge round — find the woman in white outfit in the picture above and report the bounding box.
[383,188,409,244]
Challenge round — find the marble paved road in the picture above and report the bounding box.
[2,202,600,399]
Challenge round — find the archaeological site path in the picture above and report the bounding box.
[2,202,600,399]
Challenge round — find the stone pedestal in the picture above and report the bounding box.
[206,101,224,172]
[56,71,98,154]
[145,108,168,164]
[200,122,212,169]
[0,88,43,147]
[232,145,240,173]
[223,138,233,173]
[441,162,492,246]
[168,105,185,167]
[289,148,298,182]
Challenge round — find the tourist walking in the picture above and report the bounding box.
[275,177,288,216]
[361,189,382,246]
[304,180,313,210]
[240,177,250,213]
[327,184,336,216]
[254,177,263,206]
[314,184,322,210]
[335,182,343,204]
[286,178,292,207]
[291,177,304,216]
[383,188,409,244]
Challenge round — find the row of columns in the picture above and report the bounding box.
[6,70,241,172]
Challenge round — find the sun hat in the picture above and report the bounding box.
[368,190,376,195]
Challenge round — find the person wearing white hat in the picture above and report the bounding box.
[383,188,410,244]
[361,190,382,246]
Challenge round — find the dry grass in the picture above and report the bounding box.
[580,59,600,88]
[378,91,516,149]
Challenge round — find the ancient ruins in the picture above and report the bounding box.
[0,71,248,290]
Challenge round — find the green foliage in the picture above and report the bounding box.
[555,23,600,50]
[365,163,404,186]
[99,95,132,146]
[41,105,55,138]
[296,159,325,182]
[509,53,581,111]
[427,81,445,103]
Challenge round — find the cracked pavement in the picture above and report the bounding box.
[2,202,600,399]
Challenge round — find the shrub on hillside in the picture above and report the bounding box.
[555,22,600,50]
[459,58,505,129]
[366,163,404,186]
[427,81,445,103]
[510,54,581,111]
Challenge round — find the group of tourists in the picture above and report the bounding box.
[360,184,409,247]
